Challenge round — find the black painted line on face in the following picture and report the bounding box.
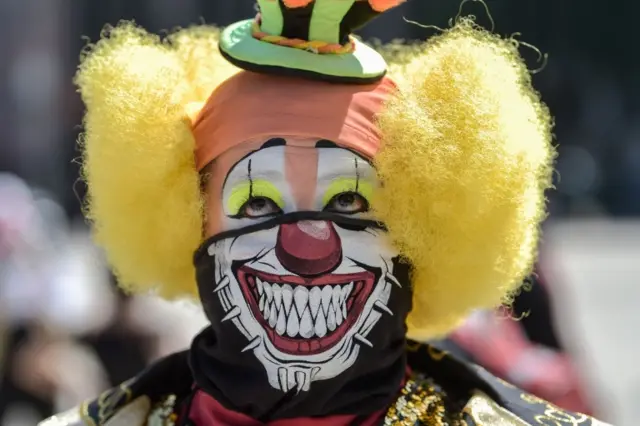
[247,159,254,199]
[355,157,360,193]
[261,138,287,149]
[315,139,339,148]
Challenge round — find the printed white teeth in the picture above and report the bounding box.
[386,272,402,288]
[264,283,273,302]
[327,306,336,331]
[269,304,278,328]
[272,283,282,310]
[257,280,356,339]
[276,309,286,336]
[222,306,241,322]
[295,371,306,392]
[294,286,308,315]
[331,287,341,311]
[315,309,327,337]
[335,301,343,324]
[277,367,311,393]
[299,307,314,338]
[264,301,271,320]
[374,300,393,316]
[354,333,373,348]
[321,286,332,316]
[242,336,261,352]
[213,276,230,292]
[282,284,293,315]
[309,287,321,320]
[286,309,300,337]
[278,368,288,392]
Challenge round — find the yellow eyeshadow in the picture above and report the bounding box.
[322,177,374,207]
[226,179,285,214]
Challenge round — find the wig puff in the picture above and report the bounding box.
[76,23,237,298]
[375,19,554,339]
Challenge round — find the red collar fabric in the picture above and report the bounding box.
[187,390,386,426]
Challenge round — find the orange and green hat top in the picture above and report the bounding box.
[219,0,406,83]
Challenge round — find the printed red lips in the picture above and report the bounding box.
[236,267,375,355]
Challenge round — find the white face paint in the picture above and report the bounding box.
[207,145,400,393]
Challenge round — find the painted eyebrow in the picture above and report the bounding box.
[261,138,339,148]
[355,157,360,192]
[247,159,254,198]
[316,139,338,148]
[261,138,286,149]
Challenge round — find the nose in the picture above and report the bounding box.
[275,221,342,277]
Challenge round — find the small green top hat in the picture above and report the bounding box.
[219,0,405,84]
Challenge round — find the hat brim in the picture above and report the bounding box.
[219,19,387,84]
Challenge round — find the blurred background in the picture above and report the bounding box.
[0,0,638,425]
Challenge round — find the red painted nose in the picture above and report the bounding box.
[275,221,342,277]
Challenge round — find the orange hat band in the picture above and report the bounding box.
[192,72,397,171]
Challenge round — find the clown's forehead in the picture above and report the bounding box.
[209,137,377,216]
[223,138,375,188]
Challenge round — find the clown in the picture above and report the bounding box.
[41,0,611,425]
[200,133,403,393]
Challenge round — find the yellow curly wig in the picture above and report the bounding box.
[376,20,553,339]
[76,19,553,339]
[76,23,238,298]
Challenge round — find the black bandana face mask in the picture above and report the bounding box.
[191,211,413,419]
[189,143,413,419]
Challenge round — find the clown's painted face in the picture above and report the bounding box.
[200,138,401,393]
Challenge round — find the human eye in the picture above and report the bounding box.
[226,179,284,218]
[324,192,369,214]
[322,177,373,215]
[239,196,283,218]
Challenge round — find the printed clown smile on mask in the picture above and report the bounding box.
[234,233,379,355]
[205,139,400,393]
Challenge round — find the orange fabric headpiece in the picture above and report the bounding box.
[191,72,397,170]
